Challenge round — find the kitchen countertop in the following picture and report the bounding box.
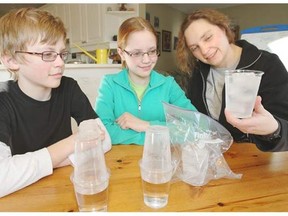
[0,64,122,82]
[65,63,122,68]
[0,63,122,71]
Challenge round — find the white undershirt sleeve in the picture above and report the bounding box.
[95,117,112,153]
[0,142,53,198]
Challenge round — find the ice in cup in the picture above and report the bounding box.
[72,119,110,212]
[139,125,173,209]
[225,70,264,118]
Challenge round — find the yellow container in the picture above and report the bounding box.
[96,49,109,64]
[73,43,110,64]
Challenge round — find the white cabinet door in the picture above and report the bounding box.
[67,4,103,46]
[84,4,103,43]
[67,4,84,45]
[55,4,68,24]
[56,4,71,40]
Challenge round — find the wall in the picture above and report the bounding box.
[219,4,288,32]
[2,4,287,71]
[146,4,288,73]
[145,4,186,72]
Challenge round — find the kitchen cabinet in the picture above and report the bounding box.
[40,3,140,51]
[67,4,102,46]
[41,4,102,47]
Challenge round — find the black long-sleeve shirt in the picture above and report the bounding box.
[0,76,97,155]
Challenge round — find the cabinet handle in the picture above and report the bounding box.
[81,41,87,44]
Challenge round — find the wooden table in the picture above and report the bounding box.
[1,143,288,212]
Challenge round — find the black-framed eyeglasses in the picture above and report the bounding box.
[15,50,69,62]
[122,49,160,59]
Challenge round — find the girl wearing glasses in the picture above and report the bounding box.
[95,17,197,145]
[0,8,111,197]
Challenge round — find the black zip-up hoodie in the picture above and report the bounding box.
[186,40,288,152]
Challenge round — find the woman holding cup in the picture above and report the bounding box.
[176,8,288,152]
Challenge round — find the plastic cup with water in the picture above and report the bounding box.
[72,119,110,212]
[139,159,173,209]
[139,125,173,209]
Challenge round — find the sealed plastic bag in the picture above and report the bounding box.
[163,102,242,186]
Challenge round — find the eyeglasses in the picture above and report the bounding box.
[15,51,69,62]
[122,49,160,59]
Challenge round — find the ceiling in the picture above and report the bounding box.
[0,3,238,17]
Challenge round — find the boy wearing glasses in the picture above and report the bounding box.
[95,17,197,145]
[0,8,110,197]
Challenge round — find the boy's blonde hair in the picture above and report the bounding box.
[0,7,67,64]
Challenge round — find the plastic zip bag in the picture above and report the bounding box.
[163,102,242,186]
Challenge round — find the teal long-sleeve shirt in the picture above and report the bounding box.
[95,69,197,145]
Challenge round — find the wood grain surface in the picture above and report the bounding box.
[0,143,287,212]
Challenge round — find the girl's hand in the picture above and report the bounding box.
[116,112,150,132]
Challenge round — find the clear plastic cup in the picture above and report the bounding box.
[140,125,173,209]
[72,119,109,212]
[225,69,264,118]
[142,125,171,165]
